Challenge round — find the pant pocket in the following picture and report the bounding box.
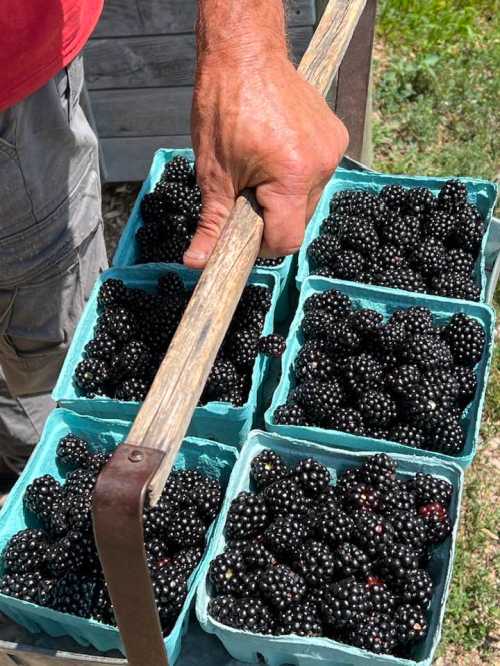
[0,250,84,396]
[0,140,35,242]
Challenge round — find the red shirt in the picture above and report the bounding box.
[0,1,103,111]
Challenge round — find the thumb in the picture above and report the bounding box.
[183,190,234,269]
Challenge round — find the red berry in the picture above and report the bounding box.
[418,502,447,521]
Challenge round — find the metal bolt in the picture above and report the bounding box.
[128,450,144,463]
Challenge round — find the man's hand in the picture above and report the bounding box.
[184,0,349,269]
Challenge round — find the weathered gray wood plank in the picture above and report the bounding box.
[94,0,315,37]
[90,87,192,137]
[100,135,191,182]
[85,27,313,90]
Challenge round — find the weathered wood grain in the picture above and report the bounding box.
[89,88,192,137]
[101,136,191,182]
[94,0,315,37]
[125,0,367,505]
[85,28,313,90]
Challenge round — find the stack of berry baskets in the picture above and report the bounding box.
[0,409,238,664]
[111,148,295,321]
[265,277,495,468]
[196,430,463,666]
[296,168,497,303]
[52,265,286,446]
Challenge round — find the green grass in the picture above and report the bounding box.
[373,2,500,661]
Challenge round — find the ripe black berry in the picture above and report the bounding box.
[225,492,269,540]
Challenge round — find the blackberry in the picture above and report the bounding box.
[400,569,433,608]
[315,507,354,547]
[410,237,447,278]
[370,244,407,272]
[51,574,96,618]
[2,529,48,574]
[402,333,453,371]
[349,613,398,655]
[378,543,420,583]
[225,492,269,540]
[329,249,366,281]
[327,407,366,435]
[91,579,115,626]
[86,451,112,472]
[335,468,362,500]
[431,272,481,301]
[265,478,311,517]
[390,511,427,551]
[307,234,341,267]
[401,383,446,424]
[405,186,435,217]
[452,216,484,257]
[250,449,288,490]
[379,184,407,210]
[208,550,246,595]
[0,571,44,603]
[333,543,370,578]
[321,578,370,628]
[375,267,426,293]
[84,333,119,363]
[47,530,87,577]
[111,341,152,380]
[292,379,343,423]
[276,601,323,637]
[23,475,62,526]
[390,306,434,337]
[303,289,353,318]
[101,307,138,342]
[422,368,460,400]
[389,423,428,449]
[358,391,397,428]
[315,485,340,513]
[293,540,335,587]
[97,279,127,309]
[255,257,284,267]
[264,514,310,560]
[382,213,421,251]
[115,378,149,402]
[169,547,203,578]
[429,417,465,455]
[152,566,188,624]
[162,155,195,185]
[257,334,286,358]
[409,473,453,508]
[345,353,384,396]
[341,218,380,257]
[227,329,259,370]
[273,402,310,426]
[238,284,272,314]
[56,434,90,469]
[442,313,485,367]
[292,458,330,497]
[326,320,362,353]
[343,482,381,513]
[376,321,406,356]
[366,580,397,615]
[302,309,338,340]
[259,564,306,609]
[354,513,395,557]
[425,209,456,242]
[160,181,201,218]
[366,427,391,441]
[446,248,475,276]
[386,365,421,397]
[438,179,468,209]
[454,366,478,407]
[395,603,428,644]
[165,509,206,548]
[74,358,109,394]
[419,503,453,544]
[204,359,240,398]
[378,482,416,516]
[349,308,384,338]
[188,475,222,524]
[294,340,334,383]
[360,453,397,491]
[209,596,274,634]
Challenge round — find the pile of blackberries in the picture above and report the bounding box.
[274,289,486,456]
[0,433,222,633]
[74,274,282,405]
[207,451,454,657]
[307,179,484,301]
[136,155,285,267]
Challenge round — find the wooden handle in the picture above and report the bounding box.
[128,0,367,505]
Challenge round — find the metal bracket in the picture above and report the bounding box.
[92,444,168,666]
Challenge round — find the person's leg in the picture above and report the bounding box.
[0,55,108,473]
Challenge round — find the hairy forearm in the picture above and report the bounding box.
[196,0,288,60]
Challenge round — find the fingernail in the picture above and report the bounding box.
[183,249,207,262]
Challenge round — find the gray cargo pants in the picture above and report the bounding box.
[0,56,108,472]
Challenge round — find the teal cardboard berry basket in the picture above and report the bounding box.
[196,430,464,666]
[0,409,238,664]
[111,148,296,322]
[296,167,497,302]
[52,265,280,446]
[264,276,496,469]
